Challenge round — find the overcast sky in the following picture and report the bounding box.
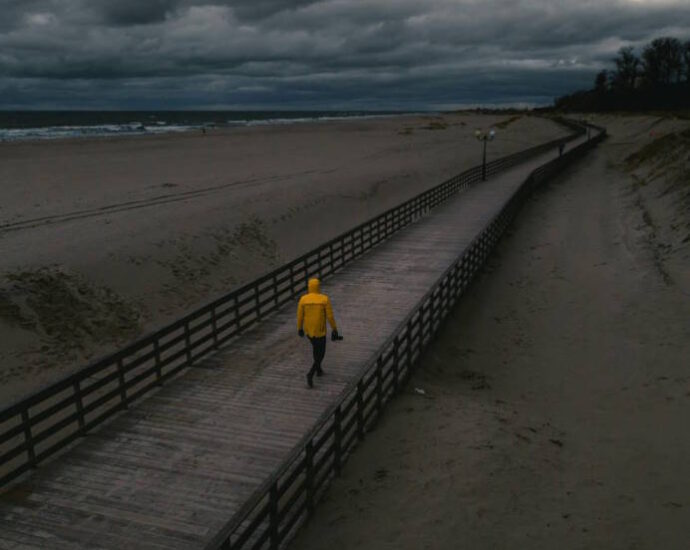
[1,0,689,110]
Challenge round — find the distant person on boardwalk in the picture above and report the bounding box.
[297,277,342,388]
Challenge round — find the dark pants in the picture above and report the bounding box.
[307,336,326,377]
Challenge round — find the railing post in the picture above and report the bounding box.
[233,294,240,331]
[435,287,441,326]
[211,305,219,348]
[448,266,456,304]
[375,356,383,412]
[334,406,342,476]
[73,380,85,434]
[21,409,36,468]
[269,482,279,549]
[429,291,436,328]
[439,279,448,320]
[305,440,315,514]
[455,264,465,297]
[417,308,424,355]
[289,263,295,297]
[117,358,127,408]
[254,286,261,320]
[356,381,364,440]
[407,318,415,371]
[184,321,192,365]
[392,336,400,392]
[153,339,163,385]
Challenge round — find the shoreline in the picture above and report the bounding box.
[0,111,425,144]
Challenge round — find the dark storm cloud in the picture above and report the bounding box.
[87,0,324,25]
[93,0,179,26]
[1,0,689,109]
[220,0,323,21]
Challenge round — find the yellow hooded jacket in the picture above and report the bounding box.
[297,278,337,338]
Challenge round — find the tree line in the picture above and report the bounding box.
[554,37,690,111]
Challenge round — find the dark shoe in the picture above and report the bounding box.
[306,373,314,388]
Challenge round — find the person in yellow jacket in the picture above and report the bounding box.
[297,277,342,388]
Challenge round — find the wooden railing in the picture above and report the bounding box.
[204,124,606,550]
[0,118,585,489]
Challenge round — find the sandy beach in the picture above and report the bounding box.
[0,113,570,403]
[288,113,690,549]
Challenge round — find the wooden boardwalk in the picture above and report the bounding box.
[0,137,587,549]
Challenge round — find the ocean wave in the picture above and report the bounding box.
[0,112,407,142]
[0,123,199,142]
[228,114,393,127]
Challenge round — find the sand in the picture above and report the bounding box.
[0,113,570,403]
[288,114,690,550]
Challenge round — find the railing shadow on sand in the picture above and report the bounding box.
[0,117,591,492]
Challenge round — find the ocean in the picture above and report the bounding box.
[0,110,408,141]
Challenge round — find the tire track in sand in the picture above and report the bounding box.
[0,169,329,233]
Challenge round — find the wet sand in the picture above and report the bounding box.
[289,114,690,550]
[0,113,569,403]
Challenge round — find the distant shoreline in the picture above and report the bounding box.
[0,110,424,143]
[0,107,554,143]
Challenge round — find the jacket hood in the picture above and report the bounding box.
[308,278,320,293]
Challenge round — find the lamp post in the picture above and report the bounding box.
[475,128,496,181]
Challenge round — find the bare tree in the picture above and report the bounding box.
[642,37,683,85]
[594,69,609,93]
[613,46,639,89]
[556,35,690,111]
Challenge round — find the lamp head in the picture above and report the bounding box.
[474,129,482,139]
[489,129,496,140]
